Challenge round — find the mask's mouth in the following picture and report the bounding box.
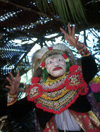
[53,67,62,71]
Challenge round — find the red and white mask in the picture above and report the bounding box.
[45,54,66,77]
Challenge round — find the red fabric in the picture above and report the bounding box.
[31,77,40,84]
[69,110,100,132]
[43,110,100,132]
[69,64,79,72]
[43,116,58,132]
[27,83,42,101]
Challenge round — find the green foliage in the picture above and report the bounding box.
[36,0,87,24]
[42,68,48,82]
[66,62,71,72]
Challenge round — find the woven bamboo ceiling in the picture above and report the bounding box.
[0,0,100,87]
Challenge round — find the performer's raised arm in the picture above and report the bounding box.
[60,24,98,83]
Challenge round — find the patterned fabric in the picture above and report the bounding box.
[7,93,17,106]
[27,65,88,114]
[87,86,100,120]
[43,116,58,132]
[78,45,90,57]
[70,110,100,132]
[36,88,80,114]
[43,110,100,132]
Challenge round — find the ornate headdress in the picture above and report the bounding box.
[32,43,76,77]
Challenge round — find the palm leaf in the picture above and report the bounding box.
[36,0,87,24]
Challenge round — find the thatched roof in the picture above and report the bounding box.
[0,0,100,87]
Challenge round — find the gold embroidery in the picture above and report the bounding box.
[88,111,100,127]
[70,110,100,132]
[41,87,69,100]
[37,90,78,110]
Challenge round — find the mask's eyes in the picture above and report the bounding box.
[58,58,61,61]
[58,58,63,62]
[47,60,53,64]
[49,61,53,64]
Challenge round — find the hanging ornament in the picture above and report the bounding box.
[62,53,69,62]
[40,61,45,69]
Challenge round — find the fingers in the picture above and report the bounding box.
[6,77,12,84]
[60,24,79,49]
[5,85,12,89]
[60,24,75,38]
[60,27,67,35]
[8,72,14,81]
[75,36,79,43]
[60,27,69,41]
[15,70,21,82]
[6,70,21,86]
[72,25,75,38]
[17,70,20,76]
[68,23,71,36]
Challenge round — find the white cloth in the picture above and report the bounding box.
[55,109,81,131]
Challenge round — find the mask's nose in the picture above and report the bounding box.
[53,59,60,66]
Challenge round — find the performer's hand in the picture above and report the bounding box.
[60,23,84,50]
[5,70,21,95]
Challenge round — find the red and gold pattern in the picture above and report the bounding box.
[64,65,88,95]
[69,110,100,132]
[43,116,58,132]
[78,45,90,57]
[44,110,100,132]
[27,65,88,114]
[27,83,42,101]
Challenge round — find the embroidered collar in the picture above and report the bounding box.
[44,72,67,85]
[40,72,68,92]
[27,65,88,114]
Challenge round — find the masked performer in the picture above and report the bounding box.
[4,24,100,132]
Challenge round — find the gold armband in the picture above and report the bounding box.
[7,93,17,106]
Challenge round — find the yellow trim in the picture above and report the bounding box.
[7,98,17,106]
[8,93,17,98]
[41,88,69,100]
[38,90,77,109]
[92,76,100,83]
[88,111,100,126]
